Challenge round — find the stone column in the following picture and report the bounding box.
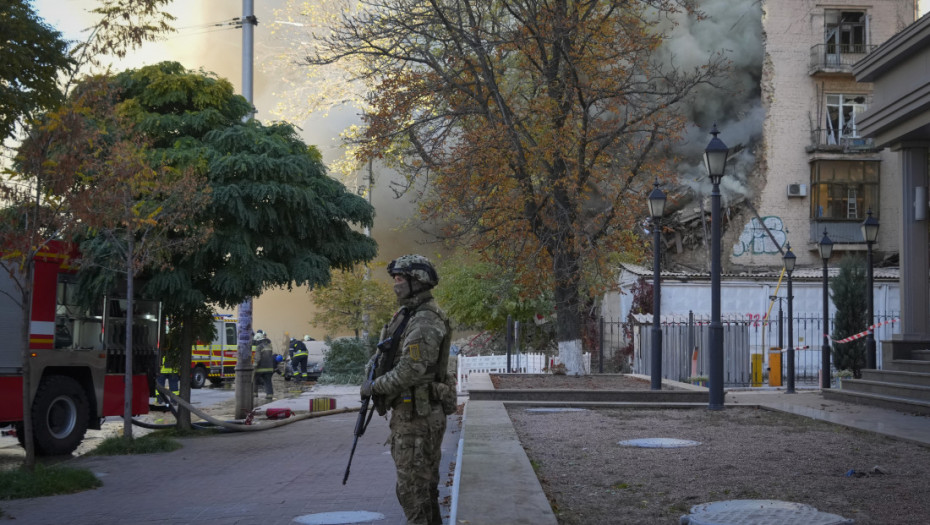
[892,142,929,340]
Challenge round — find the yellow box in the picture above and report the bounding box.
[751,353,763,387]
[768,348,782,387]
[310,397,336,412]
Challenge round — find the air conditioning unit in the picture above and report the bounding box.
[787,183,807,198]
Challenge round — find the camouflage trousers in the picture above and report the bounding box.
[389,401,447,525]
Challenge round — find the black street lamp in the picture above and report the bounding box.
[862,209,879,369]
[783,243,797,394]
[648,181,667,390]
[768,295,785,350]
[704,123,728,410]
[819,230,833,389]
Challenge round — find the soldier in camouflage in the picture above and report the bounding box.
[360,254,453,525]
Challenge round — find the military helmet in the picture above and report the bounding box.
[387,254,439,287]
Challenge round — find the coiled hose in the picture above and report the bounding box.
[131,384,357,432]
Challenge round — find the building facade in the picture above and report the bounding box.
[733,0,916,271]
[605,2,922,376]
[853,11,930,359]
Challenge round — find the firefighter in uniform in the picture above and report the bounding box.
[253,332,275,400]
[290,337,309,381]
[360,254,454,525]
[156,354,180,407]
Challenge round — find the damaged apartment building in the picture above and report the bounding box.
[657,1,916,274]
[604,1,921,377]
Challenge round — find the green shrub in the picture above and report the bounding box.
[318,336,374,384]
[830,255,868,378]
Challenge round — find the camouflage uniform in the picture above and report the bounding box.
[370,256,451,525]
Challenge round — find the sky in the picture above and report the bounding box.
[29,0,930,343]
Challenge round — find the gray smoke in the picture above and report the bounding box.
[660,0,765,206]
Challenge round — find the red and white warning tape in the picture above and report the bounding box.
[832,318,899,344]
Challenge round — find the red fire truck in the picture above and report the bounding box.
[0,242,161,455]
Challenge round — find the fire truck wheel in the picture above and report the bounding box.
[31,376,89,456]
[191,366,207,389]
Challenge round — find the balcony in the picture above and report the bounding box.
[807,128,877,153]
[809,220,867,244]
[809,43,877,75]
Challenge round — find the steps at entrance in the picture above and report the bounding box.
[823,351,930,416]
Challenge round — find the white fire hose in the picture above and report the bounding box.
[138,384,357,432]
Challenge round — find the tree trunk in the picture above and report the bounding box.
[235,299,254,419]
[19,259,36,470]
[553,246,584,375]
[176,317,193,431]
[123,238,134,440]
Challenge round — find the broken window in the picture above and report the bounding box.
[810,160,879,220]
[825,94,868,145]
[824,10,868,55]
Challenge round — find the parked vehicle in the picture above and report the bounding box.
[0,242,161,455]
[282,357,324,382]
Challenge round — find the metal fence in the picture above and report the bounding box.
[599,311,900,387]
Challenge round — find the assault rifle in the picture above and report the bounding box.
[342,325,391,485]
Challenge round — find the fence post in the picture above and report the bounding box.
[506,314,512,373]
[599,316,604,373]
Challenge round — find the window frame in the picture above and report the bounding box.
[810,159,880,221]
[824,10,868,54]
[825,93,868,145]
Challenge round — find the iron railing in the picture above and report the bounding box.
[807,128,876,152]
[599,311,900,387]
[809,43,877,74]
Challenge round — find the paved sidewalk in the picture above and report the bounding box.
[0,385,462,525]
[727,388,930,446]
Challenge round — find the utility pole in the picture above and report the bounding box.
[360,160,374,342]
[234,0,258,419]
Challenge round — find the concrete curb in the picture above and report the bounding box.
[456,400,558,525]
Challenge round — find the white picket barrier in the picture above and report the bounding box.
[456,353,591,393]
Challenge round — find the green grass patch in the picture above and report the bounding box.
[0,464,101,500]
[90,432,182,456]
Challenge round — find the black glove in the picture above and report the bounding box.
[360,378,375,399]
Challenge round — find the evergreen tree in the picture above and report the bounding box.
[830,255,868,378]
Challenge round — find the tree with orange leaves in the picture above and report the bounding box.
[307,0,727,374]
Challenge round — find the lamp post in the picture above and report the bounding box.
[648,181,667,390]
[862,209,879,369]
[819,230,833,389]
[768,295,785,350]
[704,123,728,410]
[783,243,797,394]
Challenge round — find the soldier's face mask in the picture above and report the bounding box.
[393,274,411,300]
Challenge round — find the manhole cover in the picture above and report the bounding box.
[525,408,588,413]
[682,500,853,525]
[293,511,386,524]
[618,437,701,448]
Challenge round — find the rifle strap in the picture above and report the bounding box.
[382,307,411,371]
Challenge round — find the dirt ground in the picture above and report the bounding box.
[494,374,930,525]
